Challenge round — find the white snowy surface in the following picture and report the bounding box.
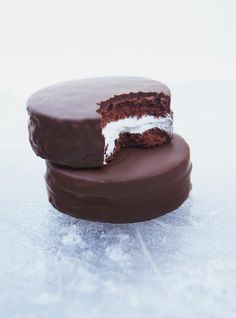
[0,82,236,318]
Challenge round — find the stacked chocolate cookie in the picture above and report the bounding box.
[27,77,192,223]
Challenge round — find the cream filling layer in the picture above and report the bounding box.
[102,114,173,162]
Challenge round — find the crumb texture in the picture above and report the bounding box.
[97,91,171,127]
[97,91,173,162]
[108,128,172,162]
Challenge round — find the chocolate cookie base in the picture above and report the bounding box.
[45,135,192,223]
[108,128,172,162]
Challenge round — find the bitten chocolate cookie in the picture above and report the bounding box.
[45,134,192,223]
[27,77,173,168]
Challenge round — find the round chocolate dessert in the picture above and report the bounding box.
[27,77,173,168]
[45,135,192,223]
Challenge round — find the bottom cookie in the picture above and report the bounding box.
[45,134,192,223]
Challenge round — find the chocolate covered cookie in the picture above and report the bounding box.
[45,135,191,223]
[27,77,172,168]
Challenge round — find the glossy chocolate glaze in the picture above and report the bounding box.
[27,77,171,168]
[45,135,192,223]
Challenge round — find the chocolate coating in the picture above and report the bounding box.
[27,77,171,168]
[45,135,192,223]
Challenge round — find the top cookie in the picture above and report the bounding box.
[27,76,172,168]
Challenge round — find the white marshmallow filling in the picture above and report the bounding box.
[102,114,173,162]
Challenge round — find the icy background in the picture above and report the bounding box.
[0,82,236,318]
